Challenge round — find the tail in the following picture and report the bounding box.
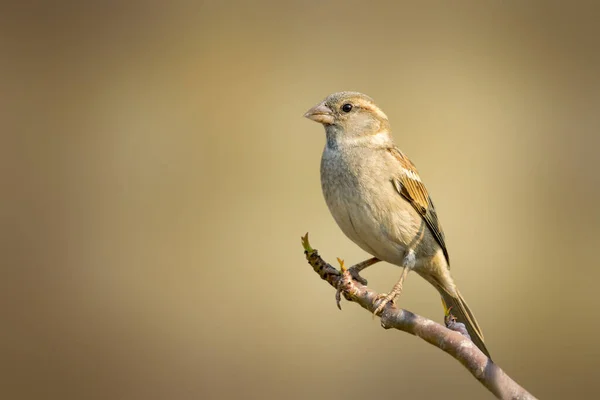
[440,289,492,359]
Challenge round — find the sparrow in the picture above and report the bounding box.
[304,91,491,359]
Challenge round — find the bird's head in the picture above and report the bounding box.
[304,92,391,145]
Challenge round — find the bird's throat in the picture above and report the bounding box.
[326,127,392,150]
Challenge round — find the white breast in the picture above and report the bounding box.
[320,145,413,266]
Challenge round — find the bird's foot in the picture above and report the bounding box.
[335,258,370,309]
[373,266,408,317]
[373,292,399,317]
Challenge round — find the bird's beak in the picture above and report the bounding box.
[304,102,334,125]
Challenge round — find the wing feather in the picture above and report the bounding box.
[388,147,450,265]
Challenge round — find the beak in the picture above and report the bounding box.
[304,102,334,125]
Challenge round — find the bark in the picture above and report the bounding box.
[301,233,536,400]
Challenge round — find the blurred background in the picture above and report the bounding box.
[2,1,599,399]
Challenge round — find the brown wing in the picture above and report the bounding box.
[388,147,450,265]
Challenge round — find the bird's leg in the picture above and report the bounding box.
[373,250,415,316]
[346,257,379,285]
[373,267,409,316]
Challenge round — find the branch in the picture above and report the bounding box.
[301,233,536,400]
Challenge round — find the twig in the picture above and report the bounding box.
[301,233,536,400]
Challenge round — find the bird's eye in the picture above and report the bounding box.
[341,103,353,113]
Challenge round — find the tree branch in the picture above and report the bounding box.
[301,233,536,400]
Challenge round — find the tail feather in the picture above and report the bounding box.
[440,289,492,359]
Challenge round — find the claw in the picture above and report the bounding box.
[335,285,343,310]
[373,266,408,318]
[337,257,346,272]
[373,292,397,317]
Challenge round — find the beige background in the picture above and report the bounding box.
[2,1,600,399]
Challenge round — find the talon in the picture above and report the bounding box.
[335,286,343,310]
[373,266,408,317]
[372,293,398,317]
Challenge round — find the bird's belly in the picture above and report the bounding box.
[323,174,417,266]
[338,202,414,266]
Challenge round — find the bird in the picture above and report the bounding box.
[304,91,491,359]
